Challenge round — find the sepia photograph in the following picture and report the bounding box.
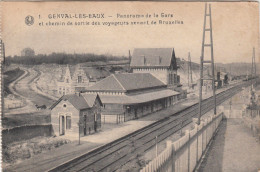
[0,1,260,171]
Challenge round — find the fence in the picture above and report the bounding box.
[5,102,26,109]
[5,98,27,109]
[2,124,54,145]
[101,114,125,124]
[140,112,223,172]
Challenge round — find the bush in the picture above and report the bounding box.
[2,136,71,165]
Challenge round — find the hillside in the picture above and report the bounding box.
[215,63,260,76]
[176,58,200,85]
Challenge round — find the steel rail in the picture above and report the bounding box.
[49,81,250,172]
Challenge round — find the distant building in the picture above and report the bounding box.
[217,71,229,88]
[244,89,260,118]
[50,93,102,136]
[197,68,229,92]
[130,48,180,87]
[85,73,180,124]
[56,65,95,96]
[21,48,35,56]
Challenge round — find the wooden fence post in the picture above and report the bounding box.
[196,124,199,164]
[172,142,176,172]
[185,130,190,172]
[201,121,204,156]
[166,140,172,171]
[206,118,208,146]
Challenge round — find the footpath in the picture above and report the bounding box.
[198,118,260,172]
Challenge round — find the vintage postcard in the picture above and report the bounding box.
[1,1,259,172]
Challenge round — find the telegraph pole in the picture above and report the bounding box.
[128,50,131,72]
[198,3,217,125]
[188,53,190,87]
[251,47,257,88]
[1,40,5,118]
[188,52,193,88]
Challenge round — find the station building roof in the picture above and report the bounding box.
[86,73,166,93]
[50,93,102,110]
[130,48,177,69]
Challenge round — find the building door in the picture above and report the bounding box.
[84,115,87,136]
[60,116,65,135]
[134,108,138,118]
[94,113,97,132]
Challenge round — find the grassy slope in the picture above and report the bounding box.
[4,68,25,95]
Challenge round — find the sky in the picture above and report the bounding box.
[2,1,259,64]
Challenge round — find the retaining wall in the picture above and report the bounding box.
[2,124,54,145]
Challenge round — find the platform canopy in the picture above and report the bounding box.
[99,89,180,105]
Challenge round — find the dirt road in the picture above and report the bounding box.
[13,67,55,107]
[5,67,56,116]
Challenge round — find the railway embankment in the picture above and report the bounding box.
[198,84,260,172]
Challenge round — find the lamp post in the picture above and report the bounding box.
[77,121,82,145]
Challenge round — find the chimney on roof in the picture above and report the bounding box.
[128,50,131,62]
[159,56,162,64]
[128,50,132,73]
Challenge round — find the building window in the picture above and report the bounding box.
[78,76,82,83]
[66,116,71,129]
[66,78,69,83]
[94,113,97,121]
[168,73,172,84]
[174,74,177,84]
[63,104,67,108]
[127,106,131,113]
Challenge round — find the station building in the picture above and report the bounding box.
[130,48,180,87]
[50,93,102,136]
[195,66,229,92]
[85,73,180,123]
[56,65,96,96]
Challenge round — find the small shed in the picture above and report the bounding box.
[50,93,102,137]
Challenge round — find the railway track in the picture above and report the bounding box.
[49,81,252,172]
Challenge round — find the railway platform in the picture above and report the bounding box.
[5,82,242,172]
[5,95,199,172]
